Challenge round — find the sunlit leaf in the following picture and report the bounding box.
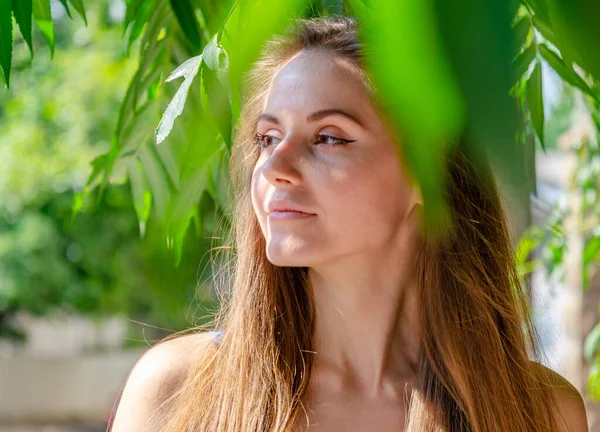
[12,0,33,57]
[538,43,600,103]
[155,54,203,144]
[584,236,600,265]
[527,61,544,150]
[127,0,152,52]
[32,0,54,58]
[124,0,146,33]
[587,361,600,401]
[0,0,12,87]
[511,44,536,85]
[512,16,531,57]
[515,225,544,268]
[531,15,555,46]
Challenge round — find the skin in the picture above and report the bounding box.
[110,48,588,432]
[250,48,589,431]
[251,48,426,430]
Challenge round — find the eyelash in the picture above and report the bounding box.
[253,132,355,148]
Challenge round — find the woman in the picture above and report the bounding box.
[111,15,588,432]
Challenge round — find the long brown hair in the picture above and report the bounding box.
[156,15,563,431]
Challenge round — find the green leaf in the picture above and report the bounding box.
[57,0,72,18]
[545,0,600,83]
[12,0,33,57]
[434,0,522,198]
[127,157,152,236]
[168,168,207,265]
[200,65,231,149]
[67,0,87,25]
[512,16,531,57]
[85,153,110,188]
[162,98,223,265]
[131,3,170,109]
[531,15,555,45]
[120,101,157,156]
[587,361,600,401]
[523,0,550,22]
[538,43,600,104]
[169,0,201,51]
[0,0,13,87]
[92,0,171,202]
[137,144,172,224]
[527,61,544,150]
[205,145,231,211]
[32,0,54,58]
[127,0,168,56]
[511,44,536,85]
[515,225,543,268]
[584,236,600,265]
[127,0,152,53]
[155,54,202,144]
[201,36,232,149]
[357,0,468,233]
[123,0,145,36]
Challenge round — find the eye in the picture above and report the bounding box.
[253,132,355,148]
[313,134,356,147]
[253,132,281,148]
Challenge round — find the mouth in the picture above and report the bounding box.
[268,210,316,220]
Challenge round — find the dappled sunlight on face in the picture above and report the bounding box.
[251,49,417,267]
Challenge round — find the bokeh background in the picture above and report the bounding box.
[2,0,600,430]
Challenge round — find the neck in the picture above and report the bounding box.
[308,222,421,400]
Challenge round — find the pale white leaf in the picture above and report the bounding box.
[155,55,203,144]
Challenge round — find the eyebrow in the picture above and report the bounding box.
[257,108,364,128]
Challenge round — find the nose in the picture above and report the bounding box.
[260,135,304,187]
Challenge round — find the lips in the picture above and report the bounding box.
[270,209,312,215]
[266,199,315,215]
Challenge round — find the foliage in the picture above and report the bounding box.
[0,0,88,88]
[71,0,600,397]
[0,0,217,342]
[516,83,600,400]
[5,0,600,401]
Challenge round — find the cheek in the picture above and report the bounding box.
[251,170,266,232]
[323,158,408,243]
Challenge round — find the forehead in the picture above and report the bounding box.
[263,49,373,116]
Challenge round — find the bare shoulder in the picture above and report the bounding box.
[530,361,589,432]
[110,332,217,432]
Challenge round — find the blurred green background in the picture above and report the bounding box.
[2,0,600,428]
[0,0,218,345]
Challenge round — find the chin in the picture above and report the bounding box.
[266,248,316,267]
[266,255,308,267]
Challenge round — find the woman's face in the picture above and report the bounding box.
[251,49,419,267]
